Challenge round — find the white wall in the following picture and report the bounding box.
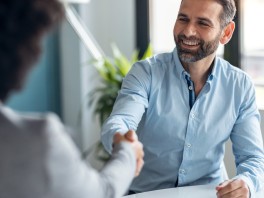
[261,110,264,133]
[60,20,83,147]
[81,0,135,58]
[224,109,264,177]
[60,1,135,154]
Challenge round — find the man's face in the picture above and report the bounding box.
[174,0,224,63]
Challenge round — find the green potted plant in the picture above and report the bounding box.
[83,44,152,161]
[90,44,153,125]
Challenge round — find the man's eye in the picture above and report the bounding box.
[198,21,209,26]
[178,18,188,22]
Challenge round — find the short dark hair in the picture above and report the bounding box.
[180,0,236,28]
[216,0,236,28]
[0,0,64,101]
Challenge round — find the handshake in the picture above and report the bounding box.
[113,130,144,177]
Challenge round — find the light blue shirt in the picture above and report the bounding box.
[101,48,264,195]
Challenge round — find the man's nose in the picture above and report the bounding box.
[183,23,197,37]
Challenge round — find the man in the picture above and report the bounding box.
[101,0,264,197]
[0,0,144,198]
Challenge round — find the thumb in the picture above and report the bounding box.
[216,180,230,191]
[125,130,138,142]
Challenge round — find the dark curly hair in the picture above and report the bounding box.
[0,0,64,101]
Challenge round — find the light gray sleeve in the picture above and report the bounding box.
[44,114,136,198]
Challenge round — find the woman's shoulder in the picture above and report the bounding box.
[0,106,61,133]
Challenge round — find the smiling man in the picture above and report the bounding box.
[101,0,264,197]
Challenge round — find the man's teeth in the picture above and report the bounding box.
[182,40,199,46]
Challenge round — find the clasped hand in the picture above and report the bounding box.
[216,179,250,198]
[113,130,144,177]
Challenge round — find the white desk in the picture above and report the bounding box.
[123,185,264,198]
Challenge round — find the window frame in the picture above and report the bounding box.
[135,0,150,58]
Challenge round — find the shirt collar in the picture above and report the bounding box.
[172,47,186,79]
[209,57,218,81]
[172,46,218,83]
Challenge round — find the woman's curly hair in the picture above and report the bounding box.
[0,0,64,101]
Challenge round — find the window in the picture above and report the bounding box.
[149,0,180,53]
[148,0,264,109]
[241,0,264,109]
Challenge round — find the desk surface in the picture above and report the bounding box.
[123,185,264,198]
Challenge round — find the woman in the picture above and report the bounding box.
[0,0,144,197]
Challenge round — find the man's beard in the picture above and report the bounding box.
[174,33,221,63]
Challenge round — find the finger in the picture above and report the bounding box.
[216,187,246,198]
[135,142,144,158]
[113,132,123,144]
[135,159,144,177]
[135,147,144,176]
[216,180,231,190]
[140,143,144,157]
[216,179,236,192]
[216,180,247,197]
[125,130,138,142]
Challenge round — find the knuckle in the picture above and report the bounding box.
[229,182,235,189]
[242,186,249,194]
[242,183,248,189]
[230,190,237,197]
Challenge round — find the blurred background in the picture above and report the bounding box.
[6,0,264,176]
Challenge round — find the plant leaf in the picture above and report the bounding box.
[141,43,153,60]
[111,43,132,77]
[131,50,140,63]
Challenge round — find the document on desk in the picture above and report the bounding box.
[124,185,216,198]
[123,185,264,198]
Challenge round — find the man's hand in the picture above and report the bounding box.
[216,179,250,198]
[113,130,144,177]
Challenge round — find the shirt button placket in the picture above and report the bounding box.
[179,169,185,174]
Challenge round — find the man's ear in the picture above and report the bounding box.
[220,21,235,45]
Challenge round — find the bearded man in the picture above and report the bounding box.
[101,0,264,197]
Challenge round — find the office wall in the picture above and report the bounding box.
[81,0,135,151]
[7,32,61,116]
[224,109,264,177]
[261,110,264,133]
[60,0,135,152]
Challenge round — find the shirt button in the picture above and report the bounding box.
[179,169,185,174]
[186,143,192,148]
[191,113,195,119]
[188,86,193,90]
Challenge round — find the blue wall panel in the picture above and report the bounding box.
[7,31,61,116]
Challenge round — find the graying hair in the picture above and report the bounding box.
[215,0,236,28]
[180,0,237,28]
